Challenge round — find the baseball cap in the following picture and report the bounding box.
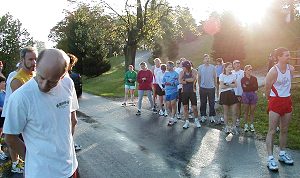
[182,60,191,68]
[233,60,240,64]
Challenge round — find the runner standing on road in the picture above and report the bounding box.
[232,60,244,127]
[241,65,258,132]
[163,61,179,126]
[122,65,137,106]
[136,62,155,115]
[215,58,224,101]
[151,58,161,111]
[179,60,201,129]
[156,64,167,116]
[265,47,295,171]
[175,59,183,119]
[198,54,217,123]
[219,62,239,134]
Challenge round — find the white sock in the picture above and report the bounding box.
[279,150,286,155]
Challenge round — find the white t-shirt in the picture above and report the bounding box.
[156,70,166,89]
[3,78,78,178]
[64,73,79,111]
[232,69,244,96]
[174,67,183,89]
[152,66,162,84]
[219,73,237,93]
[1,70,17,117]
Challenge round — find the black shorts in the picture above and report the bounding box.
[219,90,239,106]
[156,85,165,96]
[182,92,197,106]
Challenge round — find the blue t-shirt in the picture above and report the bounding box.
[162,71,179,95]
[0,91,5,108]
[215,64,223,77]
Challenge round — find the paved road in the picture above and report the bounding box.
[74,93,300,178]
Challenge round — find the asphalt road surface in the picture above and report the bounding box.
[74,93,300,178]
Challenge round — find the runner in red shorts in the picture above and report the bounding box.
[265,47,295,171]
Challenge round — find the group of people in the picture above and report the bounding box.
[0,47,80,178]
[122,47,295,172]
[122,54,259,132]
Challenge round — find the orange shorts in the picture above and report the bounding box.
[268,96,292,116]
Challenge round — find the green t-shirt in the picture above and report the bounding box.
[124,70,137,86]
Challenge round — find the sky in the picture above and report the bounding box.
[0,0,274,47]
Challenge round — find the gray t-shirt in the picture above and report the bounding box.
[198,64,216,89]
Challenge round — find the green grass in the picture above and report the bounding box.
[82,55,125,97]
[251,77,300,150]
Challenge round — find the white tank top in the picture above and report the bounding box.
[270,65,291,97]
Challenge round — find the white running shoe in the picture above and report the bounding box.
[231,126,239,135]
[278,152,294,165]
[183,120,190,129]
[164,110,168,117]
[224,126,231,134]
[250,124,255,132]
[167,118,176,126]
[159,110,164,116]
[194,118,201,128]
[267,158,279,171]
[209,116,216,123]
[244,124,249,132]
[200,116,206,123]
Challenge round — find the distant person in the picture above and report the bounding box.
[174,59,183,118]
[215,58,224,101]
[219,62,239,134]
[0,61,4,78]
[265,47,295,171]
[136,62,155,115]
[122,65,137,106]
[4,49,79,178]
[232,60,244,127]
[0,75,8,160]
[241,65,258,132]
[179,60,201,129]
[67,53,81,152]
[6,47,37,174]
[151,58,161,111]
[162,61,179,126]
[156,64,167,116]
[198,54,217,123]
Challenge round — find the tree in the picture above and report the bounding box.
[0,13,34,75]
[212,12,245,62]
[49,3,112,76]
[102,0,171,71]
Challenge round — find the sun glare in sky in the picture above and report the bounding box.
[0,0,275,45]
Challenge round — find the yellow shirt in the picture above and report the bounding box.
[12,68,35,85]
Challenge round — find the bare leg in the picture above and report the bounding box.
[243,104,250,124]
[279,112,292,151]
[249,104,256,124]
[171,99,177,118]
[266,111,280,156]
[223,105,229,126]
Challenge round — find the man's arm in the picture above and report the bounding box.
[10,79,23,92]
[5,134,26,158]
[71,111,77,135]
[185,69,197,83]
[265,67,277,99]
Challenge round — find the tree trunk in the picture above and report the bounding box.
[124,43,137,72]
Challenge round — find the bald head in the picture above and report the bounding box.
[35,49,70,92]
